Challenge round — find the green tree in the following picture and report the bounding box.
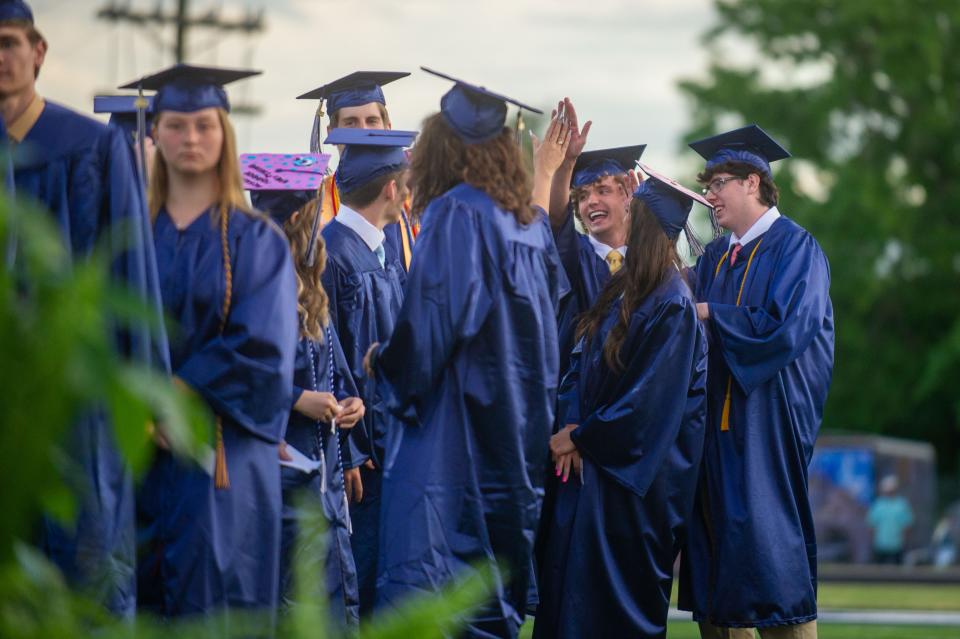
[680,0,960,477]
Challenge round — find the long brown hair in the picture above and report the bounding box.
[281,199,330,342]
[408,113,536,224]
[148,108,252,223]
[577,198,683,372]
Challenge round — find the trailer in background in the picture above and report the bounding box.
[810,434,936,564]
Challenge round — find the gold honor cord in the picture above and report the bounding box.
[214,208,234,489]
[712,239,764,432]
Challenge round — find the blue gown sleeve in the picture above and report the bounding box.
[571,295,706,498]
[330,324,359,402]
[101,125,171,372]
[709,232,831,395]
[373,196,494,418]
[558,338,584,425]
[177,221,298,443]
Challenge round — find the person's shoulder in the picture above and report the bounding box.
[231,207,289,251]
[768,214,828,259]
[40,101,107,139]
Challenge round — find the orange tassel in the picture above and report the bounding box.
[214,417,230,489]
[720,378,732,432]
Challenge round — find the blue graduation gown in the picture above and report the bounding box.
[280,327,359,628]
[678,216,834,628]
[382,209,415,271]
[320,218,406,615]
[11,100,168,617]
[140,207,297,620]
[534,271,707,639]
[534,209,610,598]
[372,184,567,639]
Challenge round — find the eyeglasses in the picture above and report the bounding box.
[702,176,743,195]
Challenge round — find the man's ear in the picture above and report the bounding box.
[748,173,761,194]
[33,38,47,76]
[382,179,399,202]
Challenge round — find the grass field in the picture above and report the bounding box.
[518,582,960,638]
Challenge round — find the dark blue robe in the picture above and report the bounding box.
[11,100,168,617]
[534,271,707,639]
[678,215,834,628]
[383,208,415,272]
[371,184,567,639]
[552,209,611,380]
[280,327,359,628]
[139,207,297,621]
[534,209,611,598]
[320,218,406,616]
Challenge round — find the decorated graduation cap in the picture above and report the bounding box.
[324,128,417,195]
[572,144,647,188]
[94,94,154,142]
[0,0,33,22]
[119,64,260,114]
[421,66,543,144]
[242,152,331,226]
[634,162,714,254]
[297,71,409,154]
[688,124,790,177]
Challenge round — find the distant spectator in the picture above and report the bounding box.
[867,475,914,564]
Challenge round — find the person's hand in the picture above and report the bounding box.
[278,440,293,461]
[295,390,341,422]
[696,303,710,321]
[363,342,380,376]
[532,113,572,179]
[550,423,578,459]
[556,97,592,164]
[344,467,363,503]
[147,421,170,450]
[337,397,365,429]
[554,450,582,484]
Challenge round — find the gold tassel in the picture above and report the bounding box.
[720,378,732,432]
[214,417,230,489]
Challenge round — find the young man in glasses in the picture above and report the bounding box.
[679,125,834,639]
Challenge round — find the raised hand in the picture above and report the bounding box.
[558,97,592,163]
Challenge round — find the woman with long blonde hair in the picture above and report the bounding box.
[251,188,365,627]
[129,65,298,622]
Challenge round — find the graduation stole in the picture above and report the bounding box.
[214,208,234,489]
[712,239,764,432]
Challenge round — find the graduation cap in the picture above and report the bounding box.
[297,71,408,155]
[0,0,33,22]
[119,64,260,113]
[421,66,543,144]
[242,152,331,225]
[93,94,155,141]
[634,162,712,252]
[296,71,409,114]
[249,189,315,226]
[688,124,790,177]
[572,144,647,188]
[324,128,417,195]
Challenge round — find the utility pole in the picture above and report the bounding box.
[97,1,265,114]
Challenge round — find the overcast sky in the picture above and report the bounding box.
[33,0,719,176]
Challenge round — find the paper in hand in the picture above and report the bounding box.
[279,443,323,474]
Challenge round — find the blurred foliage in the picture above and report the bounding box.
[0,191,493,635]
[680,0,960,475]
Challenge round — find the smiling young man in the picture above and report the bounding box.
[0,0,167,618]
[678,125,834,639]
[543,100,644,379]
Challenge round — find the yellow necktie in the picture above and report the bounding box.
[606,250,623,274]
